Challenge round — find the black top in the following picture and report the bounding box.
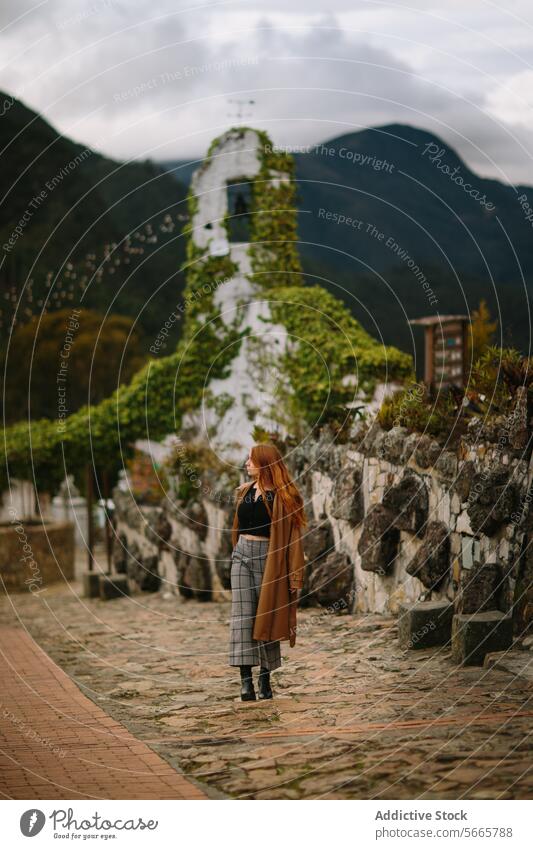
[237,484,275,537]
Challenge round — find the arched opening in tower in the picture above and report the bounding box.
[226,180,252,242]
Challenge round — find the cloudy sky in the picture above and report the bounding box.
[2,0,533,183]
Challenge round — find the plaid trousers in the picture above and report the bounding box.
[228,535,282,670]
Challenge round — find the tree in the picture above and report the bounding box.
[2,308,146,423]
[469,299,498,364]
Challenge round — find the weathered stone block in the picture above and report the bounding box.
[99,573,130,600]
[400,432,419,464]
[215,529,233,590]
[454,461,475,501]
[145,511,172,547]
[358,420,382,453]
[183,501,209,541]
[508,386,529,450]
[348,419,369,446]
[358,504,399,574]
[330,467,364,526]
[457,561,508,614]
[378,426,409,464]
[434,451,458,480]
[175,551,211,600]
[303,518,334,562]
[456,511,473,534]
[512,532,533,636]
[300,518,334,607]
[0,520,74,593]
[307,550,354,608]
[126,545,160,592]
[414,435,441,469]
[451,611,513,666]
[82,571,100,598]
[406,521,450,589]
[465,392,531,455]
[372,429,386,460]
[113,490,151,534]
[138,555,161,592]
[383,472,428,534]
[467,465,520,536]
[112,533,129,574]
[398,601,454,649]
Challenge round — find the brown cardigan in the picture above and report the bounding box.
[231,481,306,647]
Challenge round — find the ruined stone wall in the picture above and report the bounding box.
[113,419,533,633]
[112,487,233,601]
[292,423,531,631]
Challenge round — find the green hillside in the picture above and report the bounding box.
[0,90,189,340]
[1,126,411,497]
[163,124,533,356]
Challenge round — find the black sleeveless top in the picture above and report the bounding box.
[237,484,275,537]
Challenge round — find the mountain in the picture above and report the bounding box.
[0,91,188,339]
[2,94,530,357]
[1,127,413,498]
[163,124,533,354]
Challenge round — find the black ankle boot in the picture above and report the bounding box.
[258,666,273,700]
[240,665,256,701]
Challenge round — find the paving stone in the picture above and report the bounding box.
[0,582,531,800]
[483,650,533,683]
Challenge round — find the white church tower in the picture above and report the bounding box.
[134,127,410,472]
[178,127,300,462]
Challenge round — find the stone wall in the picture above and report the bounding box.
[112,489,232,601]
[0,520,75,594]
[113,416,533,635]
[291,422,531,633]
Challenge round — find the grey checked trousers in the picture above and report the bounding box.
[228,535,282,671]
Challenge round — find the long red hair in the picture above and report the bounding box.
[235,443,307,528]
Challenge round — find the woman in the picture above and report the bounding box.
[229,443,307,701]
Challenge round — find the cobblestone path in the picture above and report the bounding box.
[1,583,531,800]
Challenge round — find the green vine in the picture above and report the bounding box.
[268,285,412,433]
[1,127,414,495]
[248,130,302,290]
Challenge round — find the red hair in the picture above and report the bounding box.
[235,443,307,528]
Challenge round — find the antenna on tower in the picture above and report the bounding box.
[227,98,255,121]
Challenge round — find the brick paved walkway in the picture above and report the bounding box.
[0,626,207,799]
[1,585,531,800]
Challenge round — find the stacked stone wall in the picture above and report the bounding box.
[113,418,533,637]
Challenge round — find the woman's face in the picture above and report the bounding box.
[245,450,260,478]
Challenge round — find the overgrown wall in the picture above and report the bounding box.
[113,411,533,635]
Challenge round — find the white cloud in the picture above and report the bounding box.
[0,0,532,183]
[486,68,533,128]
